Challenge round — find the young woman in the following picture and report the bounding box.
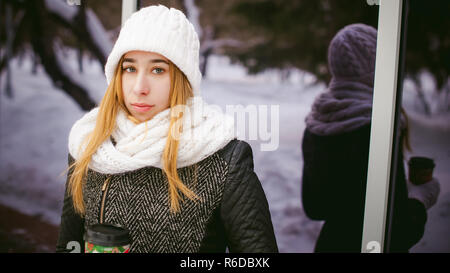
[301,23,440,252]
[56,5,278,253]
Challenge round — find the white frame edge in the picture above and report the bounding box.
[361,0,403,253]
[121,0,139,27]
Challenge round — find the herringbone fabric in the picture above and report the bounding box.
[83,153,228,253]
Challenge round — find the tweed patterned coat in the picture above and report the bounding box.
[56,139,278,253]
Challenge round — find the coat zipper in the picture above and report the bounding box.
[100,176,112,224]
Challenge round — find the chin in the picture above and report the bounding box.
[137,113,155,123]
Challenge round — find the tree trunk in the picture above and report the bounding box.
[4,3,14,98]
[77,42,83,74]
[442,82,450,113]
[28,0,95,111]
[200,48,212,77]
[412,77,431,116]
[45,0,111,67]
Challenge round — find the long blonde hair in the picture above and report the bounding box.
[67,55,198,215]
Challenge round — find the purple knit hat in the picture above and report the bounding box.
[327,23,377,80]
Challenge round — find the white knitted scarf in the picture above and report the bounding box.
[68,97,236,174]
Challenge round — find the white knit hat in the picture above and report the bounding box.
[104,5,202,96]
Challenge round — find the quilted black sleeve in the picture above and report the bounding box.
[387,144,428,252]
[55,154,85,253]
[220,140,279,253]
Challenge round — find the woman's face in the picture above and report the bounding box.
[121,50,171,123]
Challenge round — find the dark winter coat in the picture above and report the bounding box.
[56,139,278,253]
[301,124,427,252]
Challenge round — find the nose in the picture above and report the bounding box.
[132,71,150,96]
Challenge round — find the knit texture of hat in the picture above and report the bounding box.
[104,5,202,96]
[328,23,377,80]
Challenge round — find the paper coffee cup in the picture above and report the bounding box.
[408,156,435,185]
[84,223,130,253]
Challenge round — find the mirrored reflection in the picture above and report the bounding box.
[391,0,450,253]
[208,1,380,252]
[301,22,378,252]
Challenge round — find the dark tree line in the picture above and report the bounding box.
[224,0,449,113]
[224,0,379,83]
[1,0,448,114]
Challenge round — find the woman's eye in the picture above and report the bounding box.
[123,67,136,73]
[152,67,165,74]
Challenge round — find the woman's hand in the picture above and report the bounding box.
[407,178,441,210]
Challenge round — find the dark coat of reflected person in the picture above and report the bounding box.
[56,5,278,253]
[301,23,440,252]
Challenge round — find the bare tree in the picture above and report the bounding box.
[1,0,114,111]
[182,0,244,77]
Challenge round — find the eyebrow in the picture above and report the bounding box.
[122,58,169,65]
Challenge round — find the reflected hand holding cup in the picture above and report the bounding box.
[408,157,435,185]
[407,157,440,210]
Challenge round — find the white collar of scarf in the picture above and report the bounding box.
[68,97,236,174]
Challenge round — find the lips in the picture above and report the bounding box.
[131,103,154,113]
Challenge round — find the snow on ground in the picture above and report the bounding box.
[0,53,448,252]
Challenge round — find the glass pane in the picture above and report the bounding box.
[0,0,385,254]
[291,1,380,252]
[387,0,450,253]
[195,0,380,253]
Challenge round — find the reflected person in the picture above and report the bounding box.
[301,23,440,252]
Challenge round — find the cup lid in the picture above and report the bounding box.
[84,223,130,247]
[408,156,435,169]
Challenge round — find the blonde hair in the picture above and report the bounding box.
[401,107,412,153]
[67,56,198,215]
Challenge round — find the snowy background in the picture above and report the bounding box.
[0,51,449,252]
